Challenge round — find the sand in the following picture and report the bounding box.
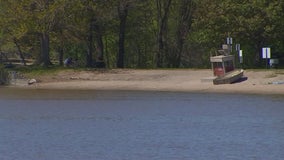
[11,69,284,95]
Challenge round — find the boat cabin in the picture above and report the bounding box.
[210,55,235,77]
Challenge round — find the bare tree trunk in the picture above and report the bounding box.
[94,23,105,68]
[95,29,104,60]
[105,36,110,68]
[156,0,172,68]
[173,0,195,67]
[13,38,26,66]
[86,19,95,67]
[117,2,129,68]
[40,32,52,66]
[58,46,64,66]
[58,30,64,66]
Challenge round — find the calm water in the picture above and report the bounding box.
[0,88,284,160]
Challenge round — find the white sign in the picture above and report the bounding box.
[239,50,243,63]
[227,37,233,45]
[239,50,243,57]
[262,47,271,59]
[236,44,240,51]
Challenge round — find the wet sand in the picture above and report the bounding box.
[10,69,284,95]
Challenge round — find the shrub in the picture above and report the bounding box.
[0,65,10,85]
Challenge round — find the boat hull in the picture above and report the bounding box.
[213,69,244,85]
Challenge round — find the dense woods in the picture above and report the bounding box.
[0,0,283,68]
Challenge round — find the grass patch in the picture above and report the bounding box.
[15,66,62,76]
[8,65,79,79]
[0,65,11,85]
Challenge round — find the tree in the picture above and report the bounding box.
[1,0,284,69]
[124,0,157,68]
[191,0,284,68]
[29,0,56,66]
[0,0,30,65]
[116,1,130,68]
[64,0,110,67]
[156,0,172,68]
[171,0,196,67]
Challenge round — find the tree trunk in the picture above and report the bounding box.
[58,46,64,66]
[95,25,106,68]
[173,0,195,67]
[105,36,110,68]
[86,19,95,67]
[254,40,265,67]
[117,3,128,68]
[94,24,104,60]
[40,32,52,66]
[58,30,64,66]
[13,38,26,66]
[156,0,172,68]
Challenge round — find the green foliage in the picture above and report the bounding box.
[192,0,284,68]
[12,65,71,78]
[0,0,284,69]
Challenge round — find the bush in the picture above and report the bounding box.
[0,65,10,85]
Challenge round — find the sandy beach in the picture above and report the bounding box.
[11,69,284,95]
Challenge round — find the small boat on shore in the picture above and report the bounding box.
[210,44,244,85]
[213,69,244,85]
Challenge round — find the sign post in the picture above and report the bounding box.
[239,50,243,64]
[236,44,240,52]
[262,47,271,69]
[226,37,233,54]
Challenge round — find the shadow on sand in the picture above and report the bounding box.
[233,77,248,84]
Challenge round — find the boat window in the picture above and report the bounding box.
[224,61,234,72]
[213,62,222,68]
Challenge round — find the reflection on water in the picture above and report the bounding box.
[0,88,284,160]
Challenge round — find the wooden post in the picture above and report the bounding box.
[222,61,225,75]
[211,62,214,76]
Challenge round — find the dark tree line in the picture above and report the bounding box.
[0,0,283,68]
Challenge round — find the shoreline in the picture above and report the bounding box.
[7,69,284,95]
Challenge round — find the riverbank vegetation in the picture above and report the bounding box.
[0,0,283,69]
[0,65,10,84]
